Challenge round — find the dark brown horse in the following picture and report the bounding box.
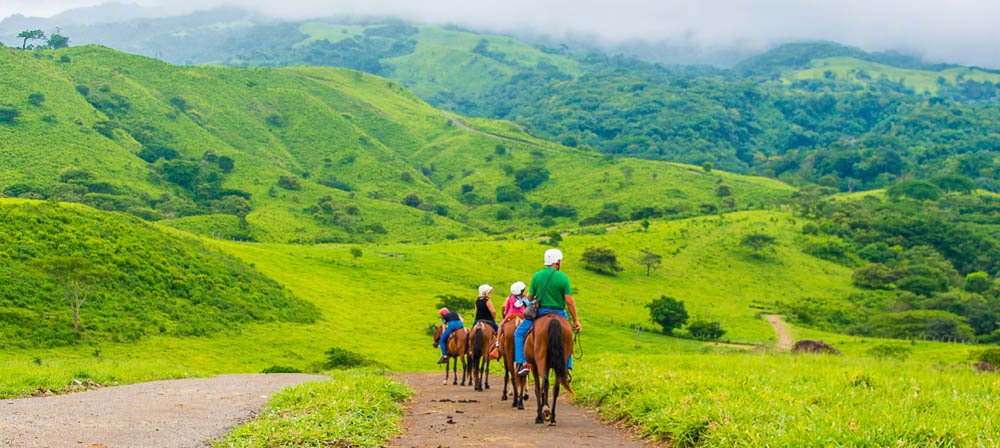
[433,324,469,386]
[500,316,528,409]
[469,321,496,391]
[524,313,573,425]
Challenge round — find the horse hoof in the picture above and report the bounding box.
[549,421,557,427]
[502,395,508,401]
[535,417,545,424]
[517,404,525,410]
[442,381,447,385]
[485,385,490,390]
[542,408,552,422]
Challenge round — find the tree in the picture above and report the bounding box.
[217,156,235,173]
[34,256,105,333]
[647,296,689,334]
[47,30,69,49]
[514,167,550,191]
[964,272,993,294]
[887,180,942,201]
[715,184,732,197]
[27,92,45,106]
[495,184,524,202]
[277,175,301,191]
[402,193,422,208]
[17,29,45,49]
[350,247,363,259]
[687,320,726,340]
[581,246,623,275]
[852,263,899,289]
[0,106,20,124]
[634,248,662,276]
[702,162,713,173]
[740,232,777,257]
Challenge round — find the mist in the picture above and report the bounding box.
[3,0,1000,68]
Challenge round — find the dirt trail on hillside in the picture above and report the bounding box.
[0,374,324,448]
[392,372,648,448]
[765,314,794,350]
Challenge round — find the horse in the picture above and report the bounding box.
[500,316,528,409]
[433,324,469,386]
[524,313,574,425]
[469,321,496,391]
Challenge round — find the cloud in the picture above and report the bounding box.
[4,0,1000,67]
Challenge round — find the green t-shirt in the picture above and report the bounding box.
[529,267,572,310]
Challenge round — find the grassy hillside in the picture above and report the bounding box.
[0,45,794,244]
[0,199,317,348]
[790,56,1000,95]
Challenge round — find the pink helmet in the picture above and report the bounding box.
[439,308,449,317]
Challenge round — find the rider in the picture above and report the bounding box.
[473,284,499,332]
[437,307,465,364]
[514,248,582,376]
[499,281,528,330]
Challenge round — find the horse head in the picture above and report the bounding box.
[432,324,443,348]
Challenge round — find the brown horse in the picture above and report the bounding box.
[469,321,496,391]
[433,324,469,386]
[524,313,573,425]
[499,316,528,409]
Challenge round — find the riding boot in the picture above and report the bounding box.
[437,355,448,364]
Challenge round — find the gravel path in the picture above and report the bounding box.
[392,372,648,448]
[0,374,324,448]
[765,314,794,350]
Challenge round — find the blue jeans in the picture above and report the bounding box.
[440,321,464,356]
[514,308,573,369]
[475,319,498,332]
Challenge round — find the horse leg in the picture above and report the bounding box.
[502,361,510,401]
[484,357,491,390]
[541,373,552,423]
[549,380,560,426]
[452,357,458,385]
[460,355,467,386]
[532,368,544,424]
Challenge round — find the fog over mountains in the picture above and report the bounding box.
[2,0,999,68]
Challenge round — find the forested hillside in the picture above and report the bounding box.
[0,45,793,243]
[7,12,994,193]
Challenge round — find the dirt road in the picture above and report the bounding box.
[765,314,794,350]
[392,372,646,448]
[0,374,324,448]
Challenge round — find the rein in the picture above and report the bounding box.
[573,329,583,360]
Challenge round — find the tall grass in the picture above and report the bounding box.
[574,353,1000,447]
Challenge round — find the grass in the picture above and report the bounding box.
[575,352,1000,447]
[216,369,412,447]
[788,56,1000,95]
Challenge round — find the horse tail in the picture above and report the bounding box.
[472,326,484,366]
[547,318,572,393]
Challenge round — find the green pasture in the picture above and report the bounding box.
[789,56,1000,95]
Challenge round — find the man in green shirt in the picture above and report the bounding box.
[514,248,582,376]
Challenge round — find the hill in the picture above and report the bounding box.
[0,45,794,243]
[0,199,317,349]
[3,14,998,193]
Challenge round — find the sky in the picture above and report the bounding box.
[3,0,999,67]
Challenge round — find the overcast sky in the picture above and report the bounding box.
[4,0,1000,67]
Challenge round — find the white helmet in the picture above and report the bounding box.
[478,284,493,296]
[544,248,563,266]
[510,281,527,295]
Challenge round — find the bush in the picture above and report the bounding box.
[740,232,777,258]
[495,185,524,202]
[687,320,726,340]
[401,194,422,208]
[866,344,911,360]
[976,348,1000,366]
[278,175,302,191]
[581,246,623,275]
[887,180,942,201]
[541,203,578,218]
[324,347,370,369]
[647,296,689,335]
[514,167,550,191]
[262,365,303,374]
[27,92,45,106]
[0,106,20,124]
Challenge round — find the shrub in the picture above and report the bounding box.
[866,344,911,360]
[687,320,726,340]
[514,167,550,191]
[262,365,303,374]
[324,347,370,369]
[740,232,777,258]
[715,184,732,197]
[350,247,363,258]
[27,92,46,106]
[541,203,578,218]
[495,185,524,202]
[401,194,422,208]
[581,246,623,275]
[495,208,512,220]
[976,348,1000,367]
[647,296,689,335]
[887,180,942,201]
[435,294,472,317]
[0,106,20,124]
[278,175,302,191]
[802,223,820,235]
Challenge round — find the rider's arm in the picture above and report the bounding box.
[487,299,497,320]
[565,294,581,332]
